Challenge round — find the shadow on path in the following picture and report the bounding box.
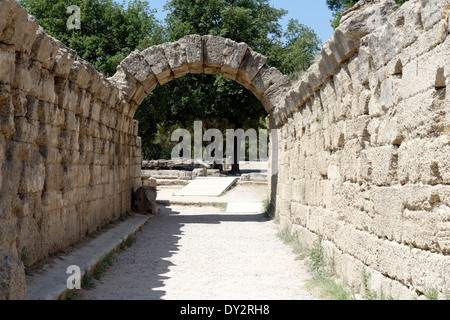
[79,205,270,300]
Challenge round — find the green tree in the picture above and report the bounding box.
[136,0,321,166]
[19,0,164,76]
[327,0,411,29]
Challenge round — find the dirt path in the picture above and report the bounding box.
[78,185,318,300]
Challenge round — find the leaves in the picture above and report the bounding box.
[20,0,165,76]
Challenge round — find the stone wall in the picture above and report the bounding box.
[1,0,449,300]
[272,0,450,299]
[0,0,142,297]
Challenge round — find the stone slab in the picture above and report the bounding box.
[175,177,238,197]
[226,202,265,214]
[26,214,151,300]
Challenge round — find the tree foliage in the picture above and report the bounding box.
[19,0,164,76]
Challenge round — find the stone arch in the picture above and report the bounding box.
[107,35,293,127]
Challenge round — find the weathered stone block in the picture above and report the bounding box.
[221,39,248,80]
[31,28,61,70]
[68,59,97,90]
[251,66,289,100]
[107,65,139,101]
[203,35,226,75]
[261,79,292,115]
[161,39,190,78]
[0,43,15,85]
[120,50,158,93]
[0,0,15,36]
[183,34,204,73]
[0,250,26,300]
[236,48,267,87]
[141,45,173,85]
[53,46,77,77]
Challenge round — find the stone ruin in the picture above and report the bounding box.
[0,0,449,299]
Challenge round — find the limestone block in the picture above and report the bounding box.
[183,34,204,73]
[316,48,337,81]
[326,29,358,66]
[87,71,106,95]
[31,28,61,70]
[0,43,15,85]
[131,84,147,106]
[1,160,22,195]
[141,45,173,85]
[68,59,98,90]
[290,201,308,227]
[40,69,56,104]
[236,48,267,87]
[251,66,290,100]
[120,50,158,93]
[419,0,448,31]
[161,39,190,78]
[296,80,313,103]
[18,162,45,194]
[37,101,64,127]
[53,46,77,77]
[339,139,363,183]
[283,90,302,115]
[0,87,15,138]
[398,136,450,185]
[35,123,60,148]
[265,113,277,130]
[338,0,398,44]
[377,115,403,146]
[367,22,404,70]
[12,89,29,117]
[221,39,248,80]
[398,89,446,140]
[11,117,39,143]
[306,64,322,92]
[362,145,398,186]
[0,1,38,54]
[11,59,34,95]
[0,250,26,300]
[0,0,15,36]
[347,53,368,93]
[108,65,139,100]
[203,35,226,75]
[261,81,292,115]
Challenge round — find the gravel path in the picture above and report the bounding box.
[78,185,318,300]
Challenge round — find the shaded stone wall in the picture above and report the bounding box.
[273,0,450,299]
[0,0,142,277]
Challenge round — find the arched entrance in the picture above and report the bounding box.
[108,35,292,126]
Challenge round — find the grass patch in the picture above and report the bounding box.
[81,268,95,290]
[120,234,137,250]
[20,246,31,275]
[306,269,354,300]
[211,202,228,212]
[276,225,354,300]
[93,252,114,280]
[425,287,439,300]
